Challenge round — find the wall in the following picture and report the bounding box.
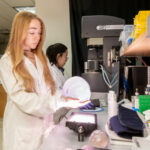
[0,35,9,56]
[36,0,72,77]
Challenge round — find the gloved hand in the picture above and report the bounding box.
[91,99,100,107]
[79,99,100,110]
[53,107,71,124]
[79,102,94,110]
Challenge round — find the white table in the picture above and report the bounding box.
[40,107,132,150]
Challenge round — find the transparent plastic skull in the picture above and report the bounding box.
[62,76,91,102]
[88,130,109,148]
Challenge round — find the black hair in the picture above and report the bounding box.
[46,43,67,65]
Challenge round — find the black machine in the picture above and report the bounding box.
[81,15,124,100]
[81,15,150,100]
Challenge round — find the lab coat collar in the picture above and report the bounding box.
[24,54,50,95]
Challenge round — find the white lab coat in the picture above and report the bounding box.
[49,64,67,89]
[0,53,67,150]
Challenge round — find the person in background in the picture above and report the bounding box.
[0,11,89,150]
[46,43,68,89]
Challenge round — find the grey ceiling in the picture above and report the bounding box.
[0,0,35,40]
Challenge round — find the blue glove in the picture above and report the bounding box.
[79,102,94,110]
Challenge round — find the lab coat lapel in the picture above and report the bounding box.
[24,55,50,95]
[34,55,51,94]
[24,55,39,79]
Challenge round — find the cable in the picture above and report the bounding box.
[122,76,130,93]
[111,73,118,85]
[100,65,112,88]
[136,56,147,66]
[100,65,111,84]
[111,79,118,88]
[100,65,118,88]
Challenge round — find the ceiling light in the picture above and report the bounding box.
[14,6,35,14]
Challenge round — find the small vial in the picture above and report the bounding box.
[135,88,139,96]
[145,88,149,95]
[147,84,150,95]
[134,88,139,110]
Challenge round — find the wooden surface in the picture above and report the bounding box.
[0,85,6,118]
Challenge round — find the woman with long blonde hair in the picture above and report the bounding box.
[0,11,89,150]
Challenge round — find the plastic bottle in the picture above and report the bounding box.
[134,88,139,110]
[145,87,149,95]
[107,90,118,119]
[147,84,150,95]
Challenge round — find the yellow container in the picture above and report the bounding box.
[133,10,150,39]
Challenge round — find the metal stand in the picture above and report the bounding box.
[78,126,84,142]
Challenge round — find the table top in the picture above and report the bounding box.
[40,107,132,150]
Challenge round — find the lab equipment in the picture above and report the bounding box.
[119,25,134,55]
[80,14,150,103]
[81,15,125,100]
[123,66,148,99]
[134,88,139,110]
[108,90,118,119]
[145,87,149,95]
[66,112,97,141]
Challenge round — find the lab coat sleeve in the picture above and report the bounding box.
[46,60,91,109]
[0,56,63,118]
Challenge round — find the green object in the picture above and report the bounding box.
[139,95,150,114]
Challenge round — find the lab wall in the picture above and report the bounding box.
[36,0,72,77]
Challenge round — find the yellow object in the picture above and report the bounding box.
[133,10,150,39]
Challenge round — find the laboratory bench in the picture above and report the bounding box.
[40,107,132,150]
